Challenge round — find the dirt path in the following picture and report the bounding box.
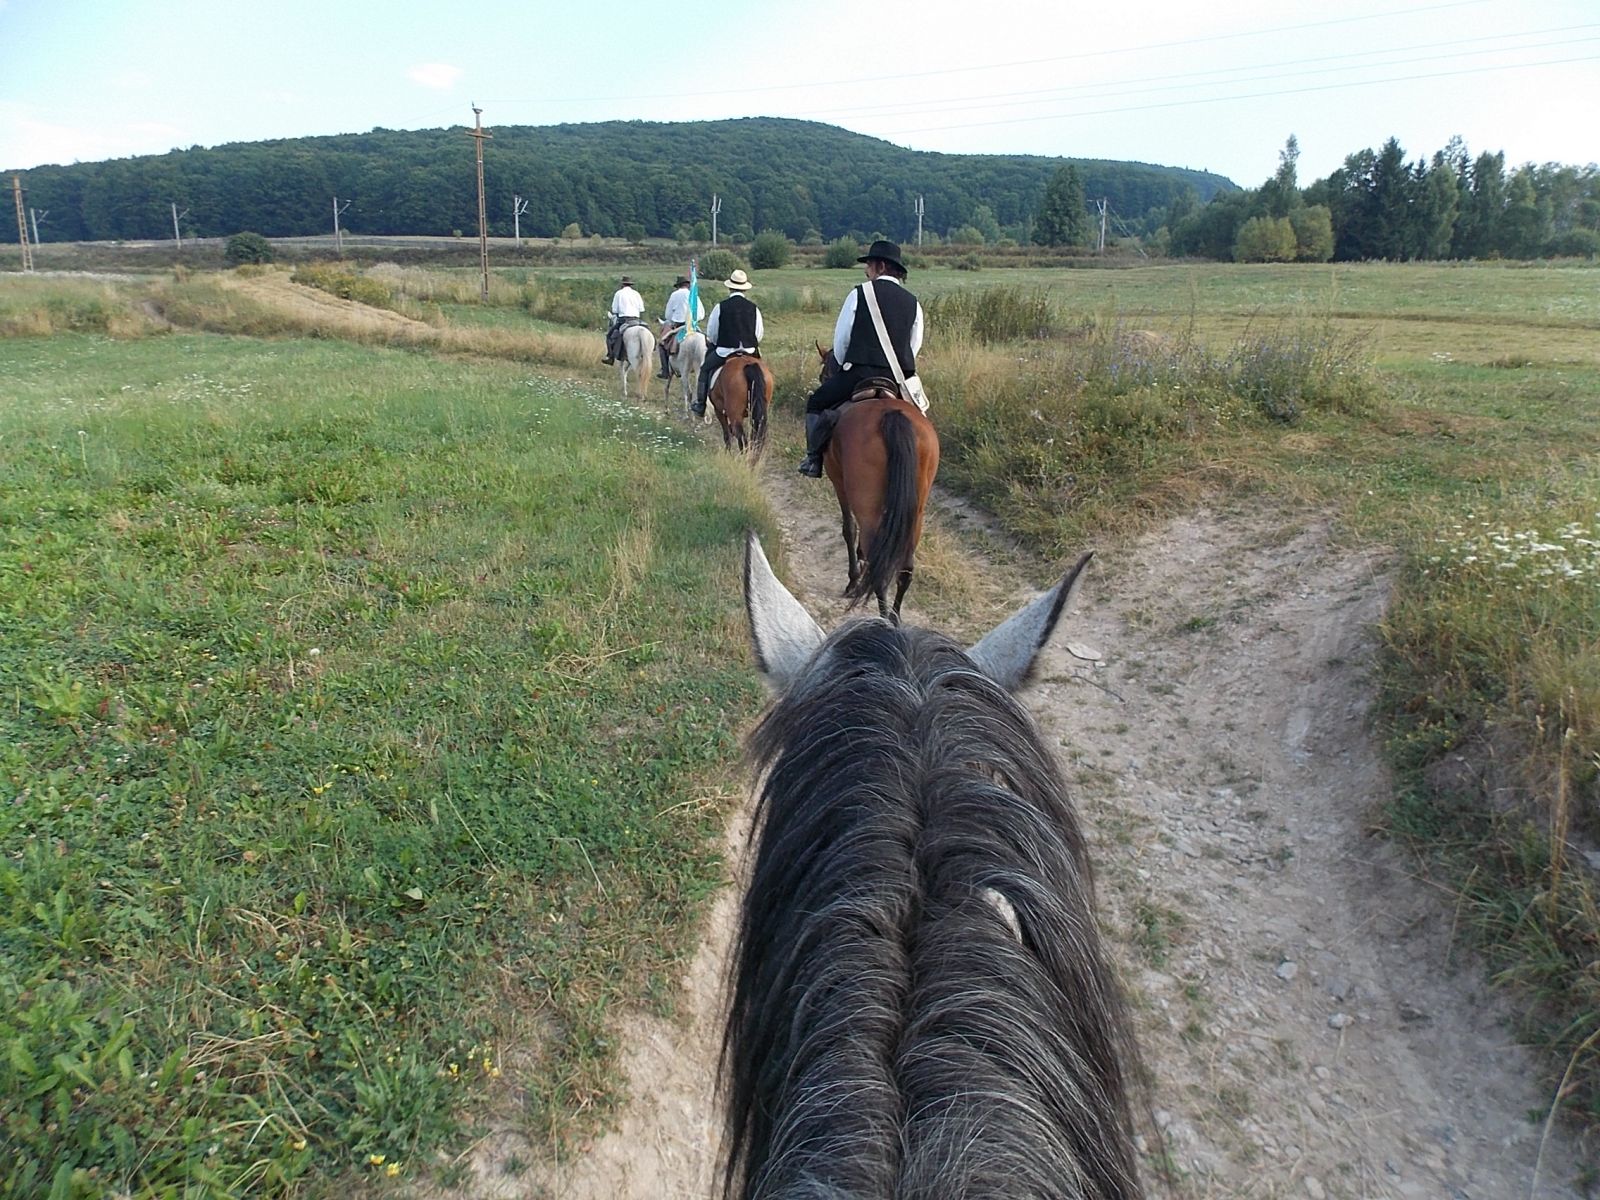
[466,447,1588,1198]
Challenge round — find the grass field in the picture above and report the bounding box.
[2,255,1598,1193]
[0,329,774,1195]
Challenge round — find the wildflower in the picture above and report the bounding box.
[386,1162,401,1177]
[368,1152,386,1166]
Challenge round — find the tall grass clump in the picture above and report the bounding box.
[0,278,161,339]
[926,319,1388,552]
[290,261,398,310]
[925,285,1063,343]
[1379,496,1600,1126]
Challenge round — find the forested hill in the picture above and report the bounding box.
[5,118,1235,244]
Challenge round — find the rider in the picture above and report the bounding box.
[692,269,763,418]
[601,274,646,365]
[797,239,924,478]
[657,273,705,379]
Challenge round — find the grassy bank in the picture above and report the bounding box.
[0,331,769,1195]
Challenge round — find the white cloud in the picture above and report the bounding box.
[407,63,462,91]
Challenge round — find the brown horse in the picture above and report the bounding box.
[707,353,773,457]
[814,344,940,622]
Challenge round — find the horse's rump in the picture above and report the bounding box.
[724,620,1141,1199]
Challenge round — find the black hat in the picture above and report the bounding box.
[857,239,907,271]
[619,275,634,285]
[673,275,691,288]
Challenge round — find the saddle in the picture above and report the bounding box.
[848,376,903,404]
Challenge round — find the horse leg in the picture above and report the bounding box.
[838,499,860,594]
[890,566,913,623]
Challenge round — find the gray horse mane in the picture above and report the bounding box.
[722,618,1142,1199]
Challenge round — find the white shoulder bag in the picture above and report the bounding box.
[859,282,929,413]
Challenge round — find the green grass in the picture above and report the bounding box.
[0,333,768,1196]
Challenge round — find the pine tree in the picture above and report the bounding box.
[1033,165,1088,247]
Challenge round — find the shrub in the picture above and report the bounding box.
[823,237,859,269]
[698,248,742,282]
[624,222,647,244]
[1546,228,1600,259]
[1234,216,1298,263]
[560,222,583,241]
[927,286,1059,342]
[224,231,274,266]
[749,230,792,270]
[949,225,987,246]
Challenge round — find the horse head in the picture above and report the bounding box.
[815,342,839,382]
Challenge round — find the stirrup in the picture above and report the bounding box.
[797,455,823,478]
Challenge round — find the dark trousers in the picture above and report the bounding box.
[806,367,876,414]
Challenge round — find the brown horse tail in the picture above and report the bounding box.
[846,408,919,607]
[744,363,768,443]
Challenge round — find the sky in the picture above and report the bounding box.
[2,0,1597,195]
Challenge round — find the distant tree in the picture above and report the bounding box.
[1369,138,1412,260]
[1234,216,1297,262]
[623,221,647,244]
[748,230,792,269]
[1500,168,1544,258]
[823,236,859,268]
[969,203,1002,243]
[949,224,986,245]
[560,221,583,241]
[1546,228,1599,258]
[1457,151,1506,258]
[1289,206,1334,261]
[1413,155,1460,259]
[1259,135,1303,219]
[1033,165,1088,247]
[224,231,274,265]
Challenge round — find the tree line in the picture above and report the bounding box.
[1163,135,1599,262]
[2,118,1232,248]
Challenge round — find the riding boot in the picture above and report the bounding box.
[657,342,672,379]
[796,411,830,477]
[692,358,714,417]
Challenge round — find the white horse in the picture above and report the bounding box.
[618,322,655,400]
[662,327,707,417]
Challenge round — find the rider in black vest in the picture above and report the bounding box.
[797,240,924,477]
[692,270,763,417]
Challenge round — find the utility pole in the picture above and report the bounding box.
[512,194,529,247]
[914,195,925,247]
[1096,198,1108,254]
[12,176,33,272]
[332,196,352,254]
[710,193,721,246]
[29,207,48,245]
[171,202,189,247]
[467,104,492,302]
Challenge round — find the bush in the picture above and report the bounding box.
[623,222,647,245]
[1546,228,1600,259]
[290,262,397,309]
[1234,216,1297,263]
[823,237,860,269]
[560,222,583,241]
[698,248,742,282]
[224,231,274,266]
[749,230,792,270]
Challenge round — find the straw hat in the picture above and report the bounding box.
[724,269,753,291]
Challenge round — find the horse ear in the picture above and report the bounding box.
[744,533,825,689]
[967,552,1093,692]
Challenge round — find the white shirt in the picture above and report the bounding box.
[704,300,764,358]
[609,286,645,319]
[662,287,705,325]
[832,277,924,369]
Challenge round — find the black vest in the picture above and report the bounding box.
[844,279,918,377]
[713,294,759,351]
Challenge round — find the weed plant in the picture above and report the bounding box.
[0,333,768,1196]
[1380,496,1600,1124]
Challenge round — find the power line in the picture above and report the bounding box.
[489,0,1495,108]
[874,51,1600,140]
[772,25,1600,125]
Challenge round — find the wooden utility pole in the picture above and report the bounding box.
[12,176,33,272]
[468,105,492,302]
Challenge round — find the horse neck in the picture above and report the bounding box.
[726,624,1141,1199]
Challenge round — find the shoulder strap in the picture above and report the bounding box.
[859,281,908,394]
